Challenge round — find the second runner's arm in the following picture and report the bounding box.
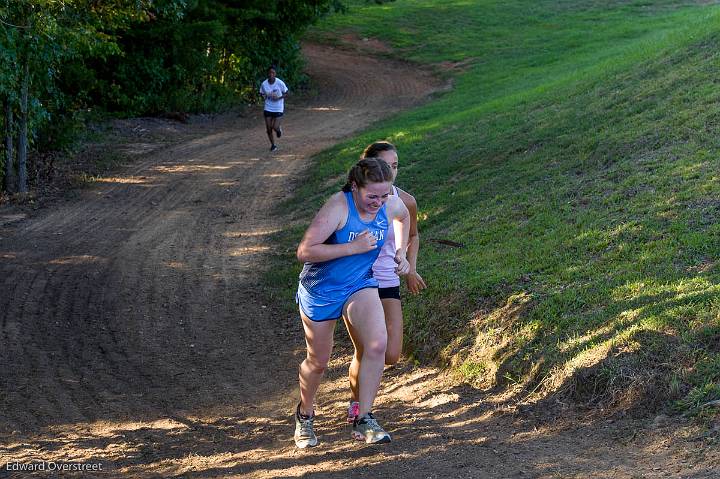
[388,196,411,275]
[400,191,427,294]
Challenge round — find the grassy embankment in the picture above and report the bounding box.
[269,0,720,416]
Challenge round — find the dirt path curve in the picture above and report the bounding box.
[0,44,717,478]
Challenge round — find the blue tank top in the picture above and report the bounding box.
[299,191,388,298]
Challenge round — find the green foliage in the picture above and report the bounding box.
[72,0,345,115]
[0,0,166,190]
[0,0,343,191]
[273,0,720,414]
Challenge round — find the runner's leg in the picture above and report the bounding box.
[343,288,387,417]
[345,298,403,401]
[298,313,336,416]
[346,296,402,402]
[274,115,283,137]
[264,115,275,146]
[381,298,403,365]
[344,317,362,402]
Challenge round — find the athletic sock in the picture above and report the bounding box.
[296,403,313,420]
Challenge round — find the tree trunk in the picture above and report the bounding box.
[17,60,28,193]
[3,97,16,194]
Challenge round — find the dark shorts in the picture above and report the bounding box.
[263,110,284,118]
[378,286,401,300]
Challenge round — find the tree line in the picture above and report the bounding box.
[1,0,343,194]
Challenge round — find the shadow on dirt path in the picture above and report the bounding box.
[0,44,718,478]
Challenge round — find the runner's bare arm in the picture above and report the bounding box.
[398,189,426,293]
[387,196,411,275]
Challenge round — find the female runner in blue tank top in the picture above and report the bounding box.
[293,158,410,448]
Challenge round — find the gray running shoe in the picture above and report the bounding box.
[352,412,391,444]
[294,406,318,449]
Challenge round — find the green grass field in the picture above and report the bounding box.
[270,0,720,415]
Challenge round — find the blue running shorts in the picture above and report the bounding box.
[296,281,378,322]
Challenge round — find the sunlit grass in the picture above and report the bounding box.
[266,0,720,414]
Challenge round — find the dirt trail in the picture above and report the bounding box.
[0,44,717,478]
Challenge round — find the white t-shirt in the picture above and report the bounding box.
[260,78,288,113]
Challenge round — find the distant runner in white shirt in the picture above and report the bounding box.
[259,65,289,152]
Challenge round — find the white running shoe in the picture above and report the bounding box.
[294,404,318,448]
[352,412,391,444]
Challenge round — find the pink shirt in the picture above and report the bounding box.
[372,186,401,288]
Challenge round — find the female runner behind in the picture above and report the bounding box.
[346,141,427,422]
